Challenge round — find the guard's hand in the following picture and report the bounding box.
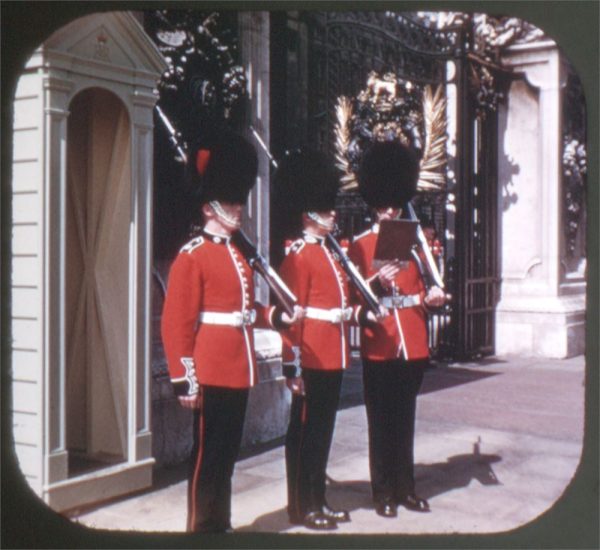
[377,260,402,289]
[178,393,201,409]
[424,286,447,307]
[286,376,305,396]
[366,305,389,322]
[281,305,305,325]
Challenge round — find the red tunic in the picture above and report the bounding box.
[349,224,430,361]
[161,230,278,393]
[279,234,357,371]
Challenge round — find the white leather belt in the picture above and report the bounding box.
[305,306,353,323]
[381,294,421,309]
[199,310,257,327]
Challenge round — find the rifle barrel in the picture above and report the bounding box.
[325,234,380,315]
[406,203,444,288]
[233,231,297,316]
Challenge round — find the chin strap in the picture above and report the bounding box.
[307,211,333,231]
[209,200,241,230]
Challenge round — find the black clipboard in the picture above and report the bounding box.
[373,219,419,266]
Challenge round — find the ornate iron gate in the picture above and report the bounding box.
[453,47,506,358]
[273,11,503,359]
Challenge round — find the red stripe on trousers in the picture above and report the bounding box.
[295,397,308,515]
[188,392,205,531]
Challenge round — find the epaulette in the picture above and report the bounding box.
[352,227,373,243]
[286,238,305,255]
[180,235,205,254]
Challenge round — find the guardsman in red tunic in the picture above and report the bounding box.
[348,141,446,518]
[274,150,372,530]
[161,131,299,533]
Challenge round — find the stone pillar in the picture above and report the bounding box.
[495,41,586,358]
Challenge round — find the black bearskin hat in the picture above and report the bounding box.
[357,140,420,208]
[186,130,258,205]
[273,149,339,214]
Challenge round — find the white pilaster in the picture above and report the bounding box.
[131,89,158,462]
[42,73,72,485]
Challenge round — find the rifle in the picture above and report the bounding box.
[156,105,188,163]
[231,231,297,317]
[250,125,278,169]
[406,202,445,289]
[155,107,298,316]
[325,232,382,316]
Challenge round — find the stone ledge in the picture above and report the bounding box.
[496,288,586,358]
[46,458,154,513]
[496,293,586,315]
[254,328,283,361]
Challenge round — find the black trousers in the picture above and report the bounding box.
[362,358,425,504]
[285,368,344,519]
[187,385,249,533]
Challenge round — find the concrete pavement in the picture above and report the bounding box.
[69,355,585,537]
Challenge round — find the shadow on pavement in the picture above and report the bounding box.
[339,361,503,410]
[415,439,502,499]
[236,442,502,533]
[151,463,188,490]
[420,364,501,396]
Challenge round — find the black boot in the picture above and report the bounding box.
[302,510,338,530]
[398,493,430,512]
[321,504,350,523]
[375,497,397,518]
[289,510,338,530]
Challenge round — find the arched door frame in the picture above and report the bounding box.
[42,73,157,510]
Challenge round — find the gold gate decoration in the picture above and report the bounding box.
[334,71,448,193]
